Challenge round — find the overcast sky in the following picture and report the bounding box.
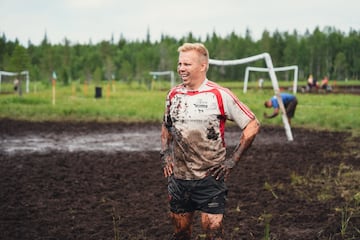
[1,0,359,46]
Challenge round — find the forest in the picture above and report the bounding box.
[0,26,359,86]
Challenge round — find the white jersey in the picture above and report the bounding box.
[164,79,255,180]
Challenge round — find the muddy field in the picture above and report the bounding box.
[0,119,359,240]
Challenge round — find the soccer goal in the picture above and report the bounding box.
[0,70,30,93]
[149,71,176,89]
[209,53,293,141]
[244,65,298,94]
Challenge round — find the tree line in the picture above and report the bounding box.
[0,26,359,87]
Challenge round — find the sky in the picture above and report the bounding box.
[1,0,359,46]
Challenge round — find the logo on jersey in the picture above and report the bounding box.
[193,99,208,108]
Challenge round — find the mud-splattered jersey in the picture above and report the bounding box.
[164,79,255,180]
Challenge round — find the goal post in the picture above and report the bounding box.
[209,53,294,141]
[0,70,30,93]
[149,71,176,88]
[244,65,298,94]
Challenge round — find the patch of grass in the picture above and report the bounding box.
[290,163,360,202]
[258,212,272,240]
[1,81,359,135]
[264,182,279,199]
[289,162,360,238]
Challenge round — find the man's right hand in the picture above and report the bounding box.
[163,162,174,177]
[161,150,173,177]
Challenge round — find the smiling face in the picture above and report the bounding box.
[177,50,208,90]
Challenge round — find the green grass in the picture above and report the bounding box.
[1,80,359,135]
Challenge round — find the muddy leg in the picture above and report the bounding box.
[201,213,224,240]
[170,212,194,240]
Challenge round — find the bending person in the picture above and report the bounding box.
[264,92,298,125]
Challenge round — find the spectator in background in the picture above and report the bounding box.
[13,78,19,92]
[307,74,313,90]
[307,74,319,92]
[321,76,331,92]
[258,78,264,89]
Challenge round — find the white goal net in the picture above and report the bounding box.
[0,70,30,93]
[244,65,298,94]
[209,53,294,141]
[149,71,176,89]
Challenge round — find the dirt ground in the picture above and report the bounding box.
[0,119,359,240]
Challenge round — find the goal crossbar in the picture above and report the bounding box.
[244,66,298,94]
[209,53,293,141]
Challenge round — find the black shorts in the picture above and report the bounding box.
[168,175,228,214]
[285,99,298,118]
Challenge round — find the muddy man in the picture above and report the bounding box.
[161,43,260,239]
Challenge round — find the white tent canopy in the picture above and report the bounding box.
[0,70,30,93]
[209,53,294,141]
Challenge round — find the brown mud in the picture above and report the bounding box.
[0,119,359,240]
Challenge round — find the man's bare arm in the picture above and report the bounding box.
[208,118,260,180]
[264,108,279,119]
[161,122,173,177]
[232,118,260,162]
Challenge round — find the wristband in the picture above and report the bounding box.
[160,149,171,157]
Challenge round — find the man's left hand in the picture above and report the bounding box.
[208,159,236,181]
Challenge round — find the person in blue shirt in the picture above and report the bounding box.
[264,93,298,125]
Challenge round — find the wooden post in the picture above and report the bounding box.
[106,82,110,101]
[83,81,88,96]
[52,71,57,105]
[52,78,56,105]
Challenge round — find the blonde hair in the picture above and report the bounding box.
[178,43,209,70]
